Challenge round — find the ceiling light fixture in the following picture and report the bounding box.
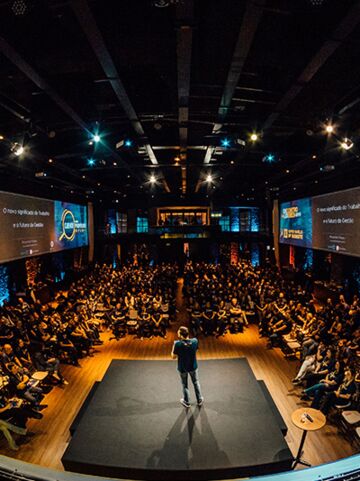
[221,138,231,148]
[12,143,24,156]
[12,0,27,16]
[250,133,258,142]
[340,138,353,150]
[206,174,213,183]
[262,153,276,163]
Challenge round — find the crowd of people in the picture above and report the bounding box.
[183,261,256,336]
[0,263,178,450]
[287,294,360,414]
[0,257,359,450]
[183,261,280,336]
[183,260,360,414]
[97,264,178,340]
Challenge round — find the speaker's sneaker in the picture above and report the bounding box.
[180,398,191,408]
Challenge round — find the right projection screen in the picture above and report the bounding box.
[279,186,360,257]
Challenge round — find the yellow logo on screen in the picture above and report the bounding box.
[282,206,301,219]
[59,209,76,241]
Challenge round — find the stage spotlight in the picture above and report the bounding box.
[206,174,213,183]
[92,133,101,143]
[340,138,353,150]
[0,135,4,140]
[12,143,24,156]
[250,133,258,142]
[12,0,27,16]
[116,138,133,149]
[153,0,170,7]
[262,153,276,163]
[87,158,96,166]
[221,138,231,148]
[325,124,334,134]
[149,174,156,184]
[320,164,335,172]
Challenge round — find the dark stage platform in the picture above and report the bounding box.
[62,358,293,480]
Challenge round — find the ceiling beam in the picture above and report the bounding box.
[262,1,360,130]
[176,0,194,194]
[252,2,360,194]
[195,0,266,192]
[0,152,89,196]
[0,36,90,130]
[0,35,140,186]
[70,0,170,193]
[0,99,30,124]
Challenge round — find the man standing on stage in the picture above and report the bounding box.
[171,326,203,408]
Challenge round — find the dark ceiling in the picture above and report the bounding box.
[1,0,360,207]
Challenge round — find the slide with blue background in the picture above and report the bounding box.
[279,197,313,248]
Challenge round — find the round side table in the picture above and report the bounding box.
[291,407,326,469]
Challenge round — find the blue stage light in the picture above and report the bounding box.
[263,153,276,163]
[87,158,96,166]
[124,139,133,147]
[221,138,231,148]
[93,134,101,143]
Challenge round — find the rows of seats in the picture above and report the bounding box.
[0,263,178,450]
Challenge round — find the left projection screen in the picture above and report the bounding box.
[0,191,88,264]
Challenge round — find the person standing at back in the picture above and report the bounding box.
[171,326,203,408]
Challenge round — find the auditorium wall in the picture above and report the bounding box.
[279,241,360,299]
[0,246,90,305]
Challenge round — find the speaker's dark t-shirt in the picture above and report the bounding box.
[174,338,198,373]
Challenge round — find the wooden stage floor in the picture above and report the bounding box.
[0,279,356,473]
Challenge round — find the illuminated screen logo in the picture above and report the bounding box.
[281,206,301,219]
[59,208,87,242]
[59,209,76,241]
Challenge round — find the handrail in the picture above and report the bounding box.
[0,454,360,481]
